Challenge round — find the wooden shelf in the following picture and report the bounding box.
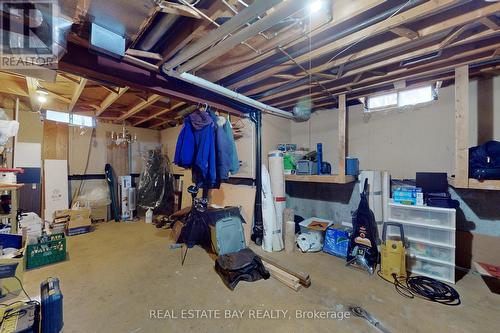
[467,179,500,191]
[448,177,500,191]
[0,183,24,190]
[285,174,355,184]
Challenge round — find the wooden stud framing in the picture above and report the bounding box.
[453,65,469,188]
[338,94,346,178]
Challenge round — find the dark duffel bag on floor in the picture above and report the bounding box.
[215,248,270,290]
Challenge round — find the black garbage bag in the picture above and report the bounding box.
[137,149,166,209]
[346,179,379,274]
[215,248,270,290]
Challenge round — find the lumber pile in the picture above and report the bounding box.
[260,255,311,291]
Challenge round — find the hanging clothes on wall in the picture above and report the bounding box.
[224,115,240,175]
[174,109,217,188]
[174,107,240,189]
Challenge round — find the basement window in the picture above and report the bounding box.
[365,84,437,112]
[45,110,95,127]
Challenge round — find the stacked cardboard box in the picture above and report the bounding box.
[53,207,92,235]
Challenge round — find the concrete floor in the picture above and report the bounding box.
[19,221,500,333]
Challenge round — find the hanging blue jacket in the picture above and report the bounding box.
[174,111,217,188]
[223,119,240,175]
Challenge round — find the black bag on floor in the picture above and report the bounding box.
[215,248,270,290]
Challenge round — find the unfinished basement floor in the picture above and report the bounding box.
[19,222,500,333]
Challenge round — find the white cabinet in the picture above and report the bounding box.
[388,202,456,284]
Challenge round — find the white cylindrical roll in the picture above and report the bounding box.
[261,164,281,252]
[268,151,285,250]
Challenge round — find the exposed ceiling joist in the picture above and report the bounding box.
[228,0,462,90]
[158,1,202,18]
[118,94,162,121]
[133,101,186,126]
[203,0,386,83]
[439,24,471,49]
[390,26,420,40]
[479,16,500,31]
[175,0,308,73]
[25,77,39,111]
[250,6,500,102]
[96,87,129,116]
[125,49,163,60]
[164,0,282,70]
[68,78,87,112]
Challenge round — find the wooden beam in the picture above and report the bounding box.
[125,49,163,60]
[390,26,420,40]
[176,0,307,73]
[338,94,346,177]
[439,24,470,49]
[479,17,500,31]
[158,1,202,19]
[132,101,186,126]
[229,0,460,90]
[260,29,499,104]
[275,45,497,109]
[96,87,129,116]
[164,0,282,70]
[68,77,87,112]
[25,77,39,111]
[454,65,469,188]
[118,94,162,121]
[203,0,386,82]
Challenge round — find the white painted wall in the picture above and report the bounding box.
[291,76,500,179]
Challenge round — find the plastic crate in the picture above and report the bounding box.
[26,233,66,269]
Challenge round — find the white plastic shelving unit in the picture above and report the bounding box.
[388,201,456,284]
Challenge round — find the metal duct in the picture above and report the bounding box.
[137,0,198,51]
[163,69,294,119]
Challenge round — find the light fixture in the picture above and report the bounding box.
[309,0,323,14]
[111,124,137,145]
[36,90,48,104]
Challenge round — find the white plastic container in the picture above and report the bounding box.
[145,208,153,224]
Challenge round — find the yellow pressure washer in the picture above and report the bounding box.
[380,222,407,281]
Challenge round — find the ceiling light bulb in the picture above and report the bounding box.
[37,95,47,103]
[309,1,323,14]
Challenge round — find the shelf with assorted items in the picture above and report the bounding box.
[284,174,355,184]
[0,183,23,234]
[284,95,357,185]
[448,177,500,191]
[387,201,456,284]
[448,66,500,191]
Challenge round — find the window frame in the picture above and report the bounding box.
[364,83,438,113]
[44,110,96,128]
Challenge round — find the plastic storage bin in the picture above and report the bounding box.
[388,201,456,283]
[26,233,67,269]
[389,203,454,227]
[407,256,455,284]
[407,241,455,264]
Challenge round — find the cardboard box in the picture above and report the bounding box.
[91,205,108,222]
[69,208,91,220]
[67,218,91,230]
